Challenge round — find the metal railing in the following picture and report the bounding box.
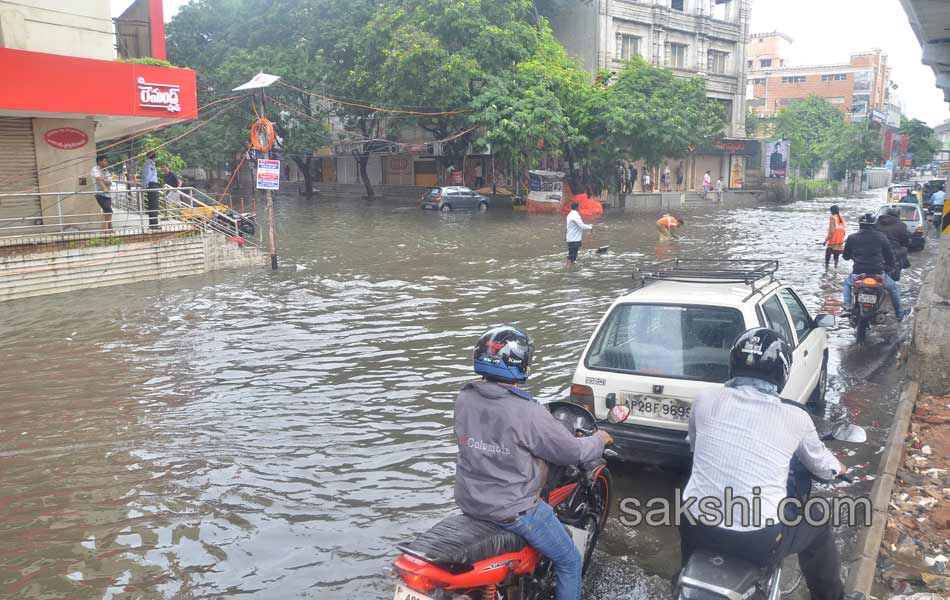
[0,186,263,249]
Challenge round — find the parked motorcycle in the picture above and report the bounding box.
[849,274,888,345]
[216,207,257,237]
[390,402,631,600]
[673,419,865,600]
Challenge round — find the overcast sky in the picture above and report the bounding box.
[114,0,949,127]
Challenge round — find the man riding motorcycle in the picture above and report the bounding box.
[875,206,911,281]
[679,328,864,600]
[454,325,612,600]
[842,213,904,321]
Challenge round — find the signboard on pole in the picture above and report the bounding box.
[256,159,280,190]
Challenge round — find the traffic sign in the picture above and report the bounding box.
[256,159,280,190]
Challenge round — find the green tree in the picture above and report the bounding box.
[900,117,937,166]
[586,57,725,185]
[165,0,331,197]
[141,134,186,182]
[825,122,882,188]
[774,96,845,177]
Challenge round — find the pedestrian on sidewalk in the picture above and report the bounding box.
[627,164,638,194]
[91,155,113,231]
[662,164,672,192]
[823,205,846,269]
[676,162,684,191]
[142,151,160,230]
[643,171,652,192]
[702,171,711,200]
[715,176,724,204]
[565,201,593,267]
[161,164,182,204]
[616,163,626,195]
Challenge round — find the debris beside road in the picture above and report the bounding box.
[878,395,950,598]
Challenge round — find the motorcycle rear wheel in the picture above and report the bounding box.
[855,317,870,345]
[582,469,612,575]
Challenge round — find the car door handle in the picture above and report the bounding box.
[803,350,809,358]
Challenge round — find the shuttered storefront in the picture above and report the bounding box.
[0,118,42,225]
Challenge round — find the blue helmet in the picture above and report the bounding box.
[473,325,534,384]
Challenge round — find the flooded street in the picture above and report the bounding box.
[0,191,936,599]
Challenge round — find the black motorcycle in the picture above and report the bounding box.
[848,274,890,345]
[673,420,865,600]
[216,207,257,237]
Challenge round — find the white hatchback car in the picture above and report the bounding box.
[570,260,834,466]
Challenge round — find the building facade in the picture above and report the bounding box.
[747,32,892,123]
[549,0,754,190]
[0,0,196,228]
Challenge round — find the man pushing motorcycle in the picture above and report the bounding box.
[679,328,864,600]
[454,325,612,600]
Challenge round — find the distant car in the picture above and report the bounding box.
[420,186,490,212]
[876,203,926,251]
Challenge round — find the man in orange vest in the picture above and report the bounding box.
[657,213,683,240]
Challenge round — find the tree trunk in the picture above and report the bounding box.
[354,149,374,198]
[293,156,314,198]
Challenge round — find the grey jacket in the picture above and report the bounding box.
[453,380,606,523]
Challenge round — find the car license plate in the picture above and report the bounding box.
[857,293,878,304]
[393,584,434,600]
[621,393,690,422]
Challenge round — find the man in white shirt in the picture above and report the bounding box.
[565,201,592,267]
[679,328,861,600]
[91,155,113,231]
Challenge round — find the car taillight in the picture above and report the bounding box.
[397,570,438,593]
[862,278,880,285]
[570,384,595,413]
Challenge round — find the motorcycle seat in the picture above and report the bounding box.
[397,514,527,569]
[678,549,765,599]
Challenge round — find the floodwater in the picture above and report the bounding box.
[0,191,935,599]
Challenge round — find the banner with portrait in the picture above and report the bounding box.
[764,140,790,180]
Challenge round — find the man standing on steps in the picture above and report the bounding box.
[703,171,712,200]
[565,201,592,267]
[142,151,160,230]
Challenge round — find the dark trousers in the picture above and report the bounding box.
[679,468,844,600]
[146,182,160,229]
[825,247,841,268]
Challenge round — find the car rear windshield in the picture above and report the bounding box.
[585,303,746,383]
[425,189,442,198]
[879,206,920,222]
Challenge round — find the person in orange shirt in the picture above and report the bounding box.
[824,205,846,269]
[657,213,683,240]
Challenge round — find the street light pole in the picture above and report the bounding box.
[261,89,278,271]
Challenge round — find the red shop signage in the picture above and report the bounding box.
[44,127,89,150]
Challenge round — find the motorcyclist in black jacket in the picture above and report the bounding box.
[842,213,905,321]
[875,206,911,281]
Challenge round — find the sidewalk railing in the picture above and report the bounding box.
[0,187,262,249]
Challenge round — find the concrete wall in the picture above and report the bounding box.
[0,0,113,60]
[31,117,98,228]
[0,233,265,303]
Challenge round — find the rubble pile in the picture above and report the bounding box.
[878,395,950,599]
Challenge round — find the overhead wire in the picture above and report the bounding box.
[276,80,470,116]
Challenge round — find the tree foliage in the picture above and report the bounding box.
[900,117,938,166]
[774,96,846,176]
[141,134,186,177]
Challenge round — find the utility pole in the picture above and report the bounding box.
[233,73,282,271]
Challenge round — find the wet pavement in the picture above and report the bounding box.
[0,191,936,599]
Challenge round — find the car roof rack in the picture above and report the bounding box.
[634,259,780,300]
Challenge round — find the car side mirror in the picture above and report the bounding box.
[815,314,835,328]
[605,393,617,410]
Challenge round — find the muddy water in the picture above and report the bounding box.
[0,191,934,599]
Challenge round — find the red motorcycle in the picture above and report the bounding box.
[391,403,630,600]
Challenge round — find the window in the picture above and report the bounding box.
[821,73,848,81]
[708,50,728,74]
[751,78,766,85]
[748,60,753,68]
[669,43,687,68]
[778,289,814,341]
[618,34,641,60]
[761,296,795,346]
[760,59,773,68]
[781,76,806,84]
[585,304,747,382]
[671,0,684,10]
